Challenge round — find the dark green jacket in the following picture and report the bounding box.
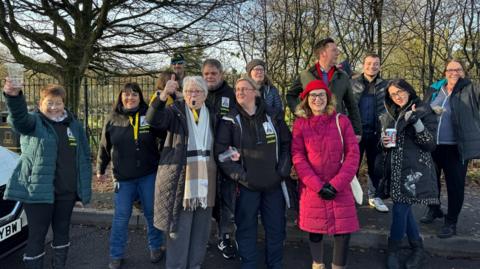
[287,65,362,135]
[3,93,92,204]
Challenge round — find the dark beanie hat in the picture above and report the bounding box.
[300,80,332,100]
[246,59,265,75]
[171,53,185,64]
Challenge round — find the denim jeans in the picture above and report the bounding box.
[110,173,164,259]
[390,203,421,241]
[235,185,286,269]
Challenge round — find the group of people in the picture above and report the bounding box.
[2,37,479,269]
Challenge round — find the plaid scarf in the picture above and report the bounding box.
[184,103,216,210]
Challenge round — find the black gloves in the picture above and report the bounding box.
[319,183,337,200]
[404,110,418,125]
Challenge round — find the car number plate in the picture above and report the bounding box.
[0,219,22,242]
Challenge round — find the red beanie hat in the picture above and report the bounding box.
[300,80,332,100]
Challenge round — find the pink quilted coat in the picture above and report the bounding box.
[292,113,360,235]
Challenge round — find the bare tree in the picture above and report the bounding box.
[0,0,242,113]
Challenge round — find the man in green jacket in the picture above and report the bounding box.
[286,37,362,138]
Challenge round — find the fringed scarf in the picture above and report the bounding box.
[184,103,216,210]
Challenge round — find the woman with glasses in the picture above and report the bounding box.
[421,59,480,238]
[246,59,284,115]
[291,80,359,269]
[379,79,439,269]
[146,76,217,269]
[97,82,164,269]
[215,76,291,269]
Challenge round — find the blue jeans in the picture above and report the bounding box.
[110,173,164,259]
[236,185,286,269]
[390,203,421,241]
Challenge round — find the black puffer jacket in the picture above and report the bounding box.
[379,91,439,205]
[214,98,292,192]
[424,78,480,161]
[351,75,388,135]
[146,98,216,233]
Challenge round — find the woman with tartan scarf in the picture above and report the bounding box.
[146,75,216,269]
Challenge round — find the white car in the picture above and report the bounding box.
[0,146,28,259]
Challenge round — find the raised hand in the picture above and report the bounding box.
[3,77,22,96]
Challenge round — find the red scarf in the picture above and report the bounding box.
[315,62,336,83]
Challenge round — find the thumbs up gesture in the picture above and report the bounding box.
[159,74,179,101]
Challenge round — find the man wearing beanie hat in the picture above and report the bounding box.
[246,59,284,116]
[171,53,186,87]
[286,37,362,139]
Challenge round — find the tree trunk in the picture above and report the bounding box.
[59,71,83,116]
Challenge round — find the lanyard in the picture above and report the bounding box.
[128,112,139,141]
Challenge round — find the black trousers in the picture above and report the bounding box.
[359,132,382,197]
[23,199,76,257]
[430,145,469,224]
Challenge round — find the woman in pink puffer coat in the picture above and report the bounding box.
[291,80,360,269]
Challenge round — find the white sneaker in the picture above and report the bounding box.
[368,197,389,212]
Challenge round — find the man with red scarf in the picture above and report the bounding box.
[286,37,362,139]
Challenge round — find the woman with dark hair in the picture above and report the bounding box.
[379,79,439,269]
[292,80,359,269]
[421,59,480,238]
[97,82,164,269]
[246,59,284,115]
[3,80,91,269]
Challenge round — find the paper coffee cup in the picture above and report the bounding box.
[6,63,24,88]
[384,128,397,148]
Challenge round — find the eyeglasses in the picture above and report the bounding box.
[184,89,203,96]
[235,87,255,93]
[171,60,185,65]
[252,67,265,72]
[308,92,327,99]
[389,90,408,99]
[446,68,463,73]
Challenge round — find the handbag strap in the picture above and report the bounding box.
[335,113,345,163]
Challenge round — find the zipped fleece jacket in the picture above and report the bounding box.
[424,78,480,161]
[3,93,91,204]
[97,104,160,181]
[214,99,292,192]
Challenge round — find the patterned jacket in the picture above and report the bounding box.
[379,97,439,205]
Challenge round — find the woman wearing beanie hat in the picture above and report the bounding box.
[246,59,284,116]
[292,80,360,269]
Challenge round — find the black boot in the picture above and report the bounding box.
[23,252,45,269]
[386,238,402,269]
[405,238,426,269]
[51,243,70,269]
[437,219,457,239]
[419,206,443,224]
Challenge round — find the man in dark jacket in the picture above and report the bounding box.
[286,37,362,138]
[201,59,237,259]
[351,53,389,213]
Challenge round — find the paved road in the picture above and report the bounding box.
[2,225,480,269]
